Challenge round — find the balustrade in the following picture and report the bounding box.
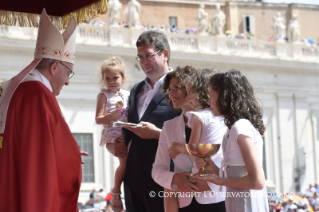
[0,24,317,60]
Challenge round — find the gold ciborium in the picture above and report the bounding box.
[185,144,220,176]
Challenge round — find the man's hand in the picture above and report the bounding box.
[172,172,199,192]
[106,137,127,157]
[124,121,161,139]
[80,151,89,164]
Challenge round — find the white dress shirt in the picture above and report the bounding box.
[136,68,172,120]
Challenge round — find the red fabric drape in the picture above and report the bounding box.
[0,0,101,16]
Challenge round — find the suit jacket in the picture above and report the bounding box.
[152,114,226,208]
[124,81,181,194]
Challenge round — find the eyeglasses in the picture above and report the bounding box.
[58,61,74,79]
[166,86,182,94]
[135,50,162,62]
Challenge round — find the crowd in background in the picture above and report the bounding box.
[78,188,124,212]
[268,182,319,212]
[80,19,319,47]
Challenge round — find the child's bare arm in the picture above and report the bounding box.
[168,115,203,158]
[95,94,122,124]
[188,115,202,145]
[168,142,188,158]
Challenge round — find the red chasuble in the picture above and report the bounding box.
[0,81,82,212]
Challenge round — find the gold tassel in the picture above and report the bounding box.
[0,0,108,30]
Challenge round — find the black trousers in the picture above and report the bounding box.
[124,182,164,212]
[179,198,226,212]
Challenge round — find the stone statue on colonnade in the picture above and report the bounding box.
[124,0,141,28]
[108,0,122,27]
[288,13,300,43]
[211,3,226,36]
[196,4,208,35]
[272,12,286,42]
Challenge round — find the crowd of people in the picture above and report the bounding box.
[80,19,319,50]
[82,19,188,34]
[266,183,319,212]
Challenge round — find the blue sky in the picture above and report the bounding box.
[265,0,319,4]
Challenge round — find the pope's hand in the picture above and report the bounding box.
[80,151,89,164]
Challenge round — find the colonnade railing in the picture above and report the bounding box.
[1,24,318,61]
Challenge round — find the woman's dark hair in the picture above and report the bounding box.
[182,68,218,109]
[209,69,265,135]
[162,65,197,108]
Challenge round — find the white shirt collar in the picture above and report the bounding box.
[143,67,173,90]
[30,69,53,93]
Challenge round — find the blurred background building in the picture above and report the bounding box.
[1,0,319,205]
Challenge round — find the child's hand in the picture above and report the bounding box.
[168,142,180,159]
[110,110,122,120]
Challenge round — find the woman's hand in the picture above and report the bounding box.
[172,172,199,192]
[187,173,211,192]
[195,156,219,175]
[190,173,223,186]
[168,142,180,159]
[195,157,206,170]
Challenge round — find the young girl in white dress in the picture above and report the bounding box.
[95,57,129,212]
[167,68,227,212]
[192,69,269,212]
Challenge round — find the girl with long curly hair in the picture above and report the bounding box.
[192,69,269,212]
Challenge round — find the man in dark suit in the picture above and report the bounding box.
[106,31,180,212]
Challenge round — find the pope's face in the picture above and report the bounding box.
[52,62,73,96]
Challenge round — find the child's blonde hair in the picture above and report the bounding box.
[99,56,127,87]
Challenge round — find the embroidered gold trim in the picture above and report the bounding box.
[0,0,108,29]
[35,46,62,57]
[63,52,75,61]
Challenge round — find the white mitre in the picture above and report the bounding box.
[0,8,77,134]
